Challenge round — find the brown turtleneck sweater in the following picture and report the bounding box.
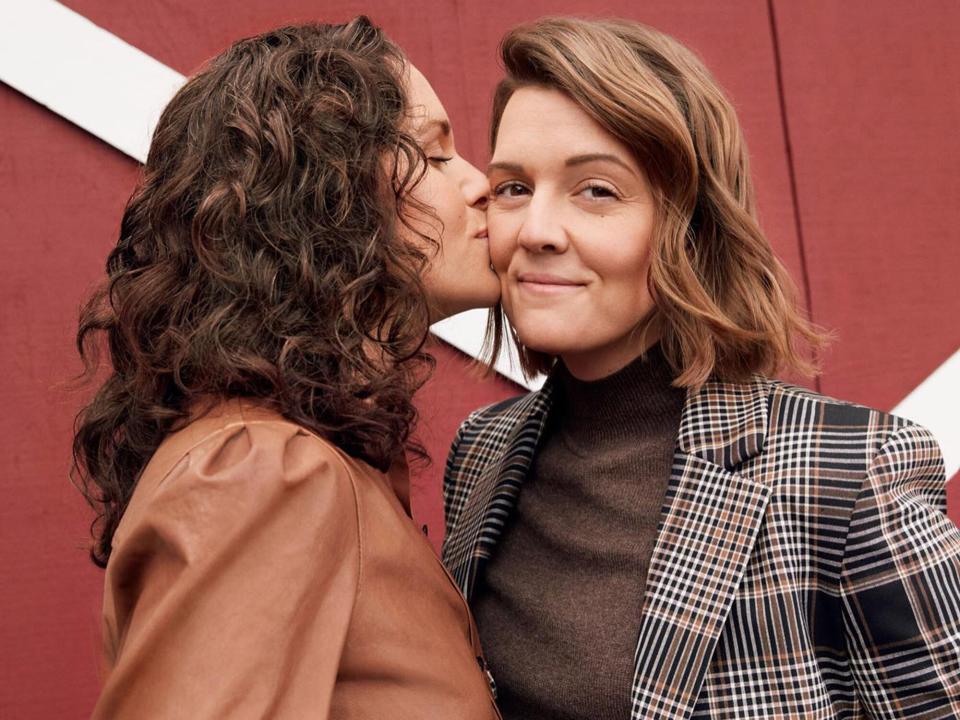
[472,345,685,720]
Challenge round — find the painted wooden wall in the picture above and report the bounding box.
[1,1,957,716]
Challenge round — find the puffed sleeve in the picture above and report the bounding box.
[93,422,361,719]
[840,423,960,718]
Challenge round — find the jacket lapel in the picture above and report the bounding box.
[630,377,772,720]
[443,381,555,599]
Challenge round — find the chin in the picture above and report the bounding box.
[506,309,578,353]
[512,326,578,356]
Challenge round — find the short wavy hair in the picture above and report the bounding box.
[491,17,826,386]
[73,18,435,567]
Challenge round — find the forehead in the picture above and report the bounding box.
[405,64,447,131]
[494,86,626,156]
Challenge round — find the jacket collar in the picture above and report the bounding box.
[677,375,770,469]
[512,373,771,470]
[542,372,771,468]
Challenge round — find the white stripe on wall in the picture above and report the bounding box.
[893,348,960,478]
[0,0,183,163]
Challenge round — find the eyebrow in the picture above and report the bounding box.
[565,153,634,172]
[418,118,451,138]
[487,161,524,174]
[487,153,635,175]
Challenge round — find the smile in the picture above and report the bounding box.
[516,273,586,295]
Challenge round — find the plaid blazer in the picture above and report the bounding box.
[442,375,960,719]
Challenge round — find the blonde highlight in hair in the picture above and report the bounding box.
[490,17,826,386]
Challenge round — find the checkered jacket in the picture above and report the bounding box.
[442,375,960,719]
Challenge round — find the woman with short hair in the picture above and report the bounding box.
[75,18,500,719]
[443,17,959,719]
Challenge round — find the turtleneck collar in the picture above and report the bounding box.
[552,343,686,444]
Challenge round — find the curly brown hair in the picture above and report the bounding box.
[73,18,436,567]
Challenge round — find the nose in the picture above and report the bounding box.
[460,158,490,211]
[517,193,567,254]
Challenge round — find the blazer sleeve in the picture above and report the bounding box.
[93,423,361,720]
[840,422,960,718]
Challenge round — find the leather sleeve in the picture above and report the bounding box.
[93,422,361,719]
[840,423,960,718]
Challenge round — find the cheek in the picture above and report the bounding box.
[487,213,516,271]
[439,188,467,237]
[584,226,655,309]
[410,172,464,239]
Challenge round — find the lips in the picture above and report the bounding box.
[516,272,586,294]
[517,272,582,285]
[474,227,488,239]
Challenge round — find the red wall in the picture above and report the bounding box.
[1,1,957,717]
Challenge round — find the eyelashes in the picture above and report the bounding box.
[491,181,621,201]
[492,181,529,198]
[579,184,619,200]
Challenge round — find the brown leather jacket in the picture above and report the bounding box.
[94,400,500,719]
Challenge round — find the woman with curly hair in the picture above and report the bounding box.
[443,17,960,719]
[73,18,500,719]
